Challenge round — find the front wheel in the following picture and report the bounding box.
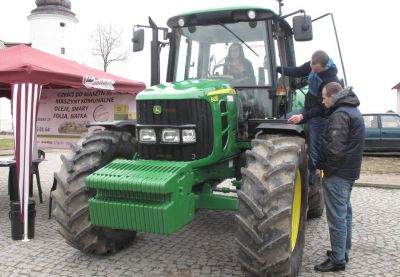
[236,134,308,276]
[51,130,137,254]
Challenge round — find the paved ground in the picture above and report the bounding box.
[0,151,399,276]
[356,155,400,189]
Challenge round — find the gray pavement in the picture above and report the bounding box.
[356,172,400,189]
[0,151,399,276]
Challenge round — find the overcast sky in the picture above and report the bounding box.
[0,0,399,112]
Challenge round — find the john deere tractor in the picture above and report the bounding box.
[51,6,327,276]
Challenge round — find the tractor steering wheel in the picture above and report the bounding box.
[212,63,225,75]
[209,63,236,84]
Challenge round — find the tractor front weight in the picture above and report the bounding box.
[86,158,239,234]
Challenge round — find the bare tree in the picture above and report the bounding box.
[91,24,129,72]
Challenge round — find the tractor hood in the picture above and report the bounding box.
[136,79,232,100]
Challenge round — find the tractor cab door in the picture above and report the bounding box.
[272,19,302,118]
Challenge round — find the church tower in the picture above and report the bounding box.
[28,0,78,59]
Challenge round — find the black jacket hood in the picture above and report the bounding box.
[332,87,360,109]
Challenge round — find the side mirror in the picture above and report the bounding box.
[293,15,313,41]
[132,28,144,52]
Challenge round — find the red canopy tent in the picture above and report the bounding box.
[0,45,145,240]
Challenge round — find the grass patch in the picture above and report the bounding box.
[0,138,14,150]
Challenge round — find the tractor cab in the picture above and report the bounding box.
[168,9,276,130]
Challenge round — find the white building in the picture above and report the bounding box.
[0,1,79,132]
[28,0,78,59]
[392,82,400,113]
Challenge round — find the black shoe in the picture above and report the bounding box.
[314,259,345,272]
[327,250,349,263]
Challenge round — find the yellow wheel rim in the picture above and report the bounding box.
[291,170,302,252]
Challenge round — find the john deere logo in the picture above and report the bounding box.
[153,105,162,115]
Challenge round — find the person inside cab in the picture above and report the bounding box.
[223,43,256,86]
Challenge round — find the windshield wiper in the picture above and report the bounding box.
[218,23,259,57]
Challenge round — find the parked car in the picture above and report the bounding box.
[362,112,400,151]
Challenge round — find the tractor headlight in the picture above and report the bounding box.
[182,129,196,143]
[162,128,180,143]
[139,129,156,143]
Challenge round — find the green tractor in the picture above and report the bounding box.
[51,5,329,276]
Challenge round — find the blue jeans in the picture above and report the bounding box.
[307,116,327,178]
[322,175,354,264]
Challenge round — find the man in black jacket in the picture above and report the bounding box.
[277,50,339,185]
[315,82,365,272]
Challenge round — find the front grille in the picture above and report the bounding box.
[137,99,213,161]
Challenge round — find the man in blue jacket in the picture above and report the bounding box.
[277,50,339,185]
[315,82,365,272]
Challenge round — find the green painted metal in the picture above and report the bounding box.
[136,79,231,100]
[194,183,238,211]
[137,79,241,170]
[291,88,306,111]
[237,141,252,150]
[231,179,242,189]
[86,159,195,234]
[192,158,236,184]
[86,158,240,234]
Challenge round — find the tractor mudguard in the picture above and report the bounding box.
[255,120,304,137]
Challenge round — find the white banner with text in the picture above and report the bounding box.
[36,89,136,148]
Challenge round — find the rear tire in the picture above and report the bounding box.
[51,130,137,254]
[237,134,308,276]
[307,173,324,219]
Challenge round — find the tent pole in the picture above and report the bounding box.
[12,82,41,242]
